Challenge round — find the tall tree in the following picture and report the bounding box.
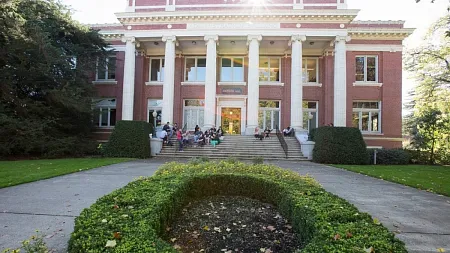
[405,15,450,164]
[0,0,109,157]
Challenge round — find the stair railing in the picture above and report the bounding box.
[275,125,288,159]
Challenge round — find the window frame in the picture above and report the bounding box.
[258,100,281,130]
[94,98,117,128]
[148,57,165,84]
[184,56,207,83]
[352,101,382,134]
[96,55,116,81]
[183,99,205,130]
[220,56,245,83]
[147,99,163,127]
[302,57,320,84]
[355,55,379,83]
[259,56,282,83]
[302,101,319,131]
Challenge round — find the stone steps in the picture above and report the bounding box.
[157,135,308,160]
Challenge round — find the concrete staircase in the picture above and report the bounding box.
[156,135,308,161]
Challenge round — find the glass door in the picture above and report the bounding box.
[221,108,241,135]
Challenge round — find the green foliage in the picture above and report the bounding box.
[0,0,109,158]
[103,121,152,159]
[404,15,450,165]
[252,156,264,164]
[368,149,411,165]
[313,127,369,165]
[189,157,210,165]
[69,161,406,253]
[2,231,49,253]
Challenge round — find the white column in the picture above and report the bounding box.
[121,36,136,121]
[162,35,177,124]
[290,35,306,132]
[334,36,350,127]
[246,35,262,135]
[203,35,219,130]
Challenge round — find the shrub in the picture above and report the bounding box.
[368,149,411,165]
[313,127,369,165]
[252,156,264,164]
[68,161,407,253]
[189,157,210,164]
[102,121,152,159]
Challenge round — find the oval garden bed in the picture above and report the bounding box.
[68,161,407,252]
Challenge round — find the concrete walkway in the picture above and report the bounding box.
[0,159,449,252]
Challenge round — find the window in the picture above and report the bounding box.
[221,57,244,82]
[303,101,318,131]
[258,101,281,130]
[185,57,206,82]
[148,99,163,127]
[149,58,165,82]
[352,101,381,133]
[93,98,116,127]
[355,56,378,82]
[183,100,205,130]
[259,57,280,82]
[96,56,116,80]
[302,58,319,83]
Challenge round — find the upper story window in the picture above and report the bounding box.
[302,58,319,83]
[259,57,281,82]
[149,58,165,82]
[185,57,206,82]
[93,98,116,128]
[356,56,378,82]
[352,101,381,133]
[96,55,116,81]
[221,57,244,82]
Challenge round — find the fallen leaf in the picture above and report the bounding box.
[346,232,353,238]
[203,225,210,231]
[437,248,446,252]
[265,249,273,253]
[267,226,276,231]
[226,228,231,232]
[113,205,119,209]
[170,238,177,242]
[364,246,374,253]
[373,218,381,225]
[333,234,341,241]
[113,232,121,240]
[260,248,266,252]
[173,244,181,250]
[105,240,116,248]
[214,227,222,233]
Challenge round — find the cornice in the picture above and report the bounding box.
[115,9,360,25]
[348,28,415,40]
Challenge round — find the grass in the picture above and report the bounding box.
[334,164,450,196]
[0,158,135,188]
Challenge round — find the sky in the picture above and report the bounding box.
[62,0,449,113]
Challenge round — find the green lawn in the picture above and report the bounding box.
[334,165,450,196]
[0,158,134,188]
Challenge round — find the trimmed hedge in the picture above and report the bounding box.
[103,121,152,158]
[68,161,406,252]
[313,127,369,165]
[368,149,411,165]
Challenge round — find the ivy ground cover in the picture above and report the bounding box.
[68,160,407,252]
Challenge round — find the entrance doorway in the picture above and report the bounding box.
[221,108,241,135]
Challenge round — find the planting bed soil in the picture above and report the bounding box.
[166,195,301,253]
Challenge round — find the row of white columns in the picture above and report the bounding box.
[121,35,349,133]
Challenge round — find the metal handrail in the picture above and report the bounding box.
[276,125,288,159]
[182,123,187,133]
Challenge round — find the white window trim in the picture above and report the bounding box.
[259,56,282,83]
[352,101,382,134]
[185,56,207,82]
[220,56,245,83]
[96,56,116,82]
[218,81,246,86]
[183,99,205,130]
[96,107,116,128]
[302,101,319,131]
[355,55,379,84]
[260,82,284,86]
[302,57,320,85]
[148,57,165,84]
[259,100,281,130]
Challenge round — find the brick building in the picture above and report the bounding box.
[92,0,413,149]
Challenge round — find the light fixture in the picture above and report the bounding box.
[308,112,314,120]
[154,42,159,46]
[270,41,275,45]
[230,41,236,45]
[152,111,157,118]
[230,111,233,115]
[192,41,197,45]
[309,42,315,46]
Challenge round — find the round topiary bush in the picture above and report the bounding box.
[68,161,407,252]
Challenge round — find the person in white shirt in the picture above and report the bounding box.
[159,130,168,144]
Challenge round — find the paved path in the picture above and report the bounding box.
[0,159,449,253]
